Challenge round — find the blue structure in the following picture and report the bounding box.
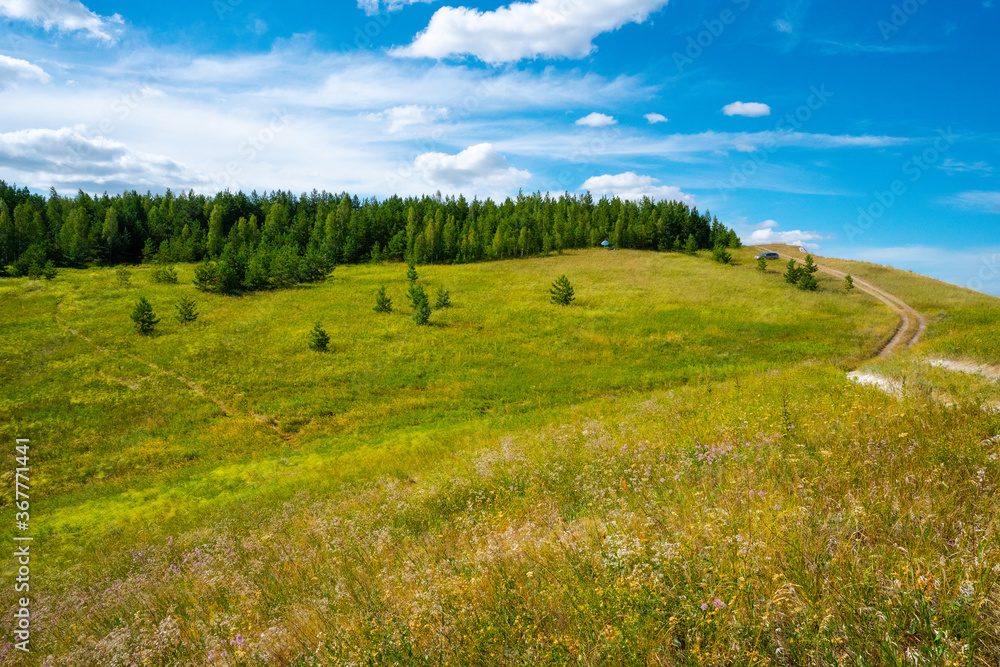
[601,240,611,250]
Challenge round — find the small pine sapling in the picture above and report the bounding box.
[845,274,855,291]
[550,275,575,306]
[802,254,819,276]
[176,295,199,324]
[683,235,698,255]
[434,287,451,309]
[408,284,431,325]
[756,257,768,272]
[374,286,393,313]
[784,259,801,285]
[798,272,819,291]
[130,296,159,335]
[153,263,178,284]
[711,242,732,264]
[116,265,132,287]
[308,322,330,351]
[42,261,57,280]
[406,264,418,283]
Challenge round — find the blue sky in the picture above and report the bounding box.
[0,0,997,294]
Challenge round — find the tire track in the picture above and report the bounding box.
[54,313,287,437]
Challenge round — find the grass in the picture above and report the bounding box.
[1,247,998,665]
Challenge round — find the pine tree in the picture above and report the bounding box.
[434,287,451,309]
[784,259,802,285]
[406,264,418,282]
[550,275,575,306]
[153,263,178,284]
[176,295,199,324]
[684,234,698,255]
[42,261,57,280]
[711,242,732,264]
[130,297,160,335]
[374,286,393,313]
[756,257,768,272]
[845,274,855,291]
[798,272,819,291]
[802,254,819,276]
[193,259,220,293]
[408,284,431,325]
[308,322,330,351]
[116,266,132,287]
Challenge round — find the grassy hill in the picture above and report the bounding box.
[1,247,998,665]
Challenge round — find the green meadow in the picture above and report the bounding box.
[2,247,999,665]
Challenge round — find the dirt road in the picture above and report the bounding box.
[761,248,926,358]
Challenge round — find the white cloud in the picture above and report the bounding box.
[393,0,670,63]
[644,112,668,124]
[743,223,826,252]
[362,104,448,133]
[937,158,993,175]
[0,126,207,190]
[581,172,693,203]
[942,191,1000,213]
[774,19,793,33]
[412,143,531,191]
[0,0,123,41]
[0,54,50,86]
[358,0,437,16]
[723,101,771,117]
[575,112,616,127]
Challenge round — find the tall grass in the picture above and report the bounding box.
[1,248,998,665]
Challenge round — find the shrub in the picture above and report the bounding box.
[550,275,575,306]
[845,274,855,291]
[756,257,768,272]
[308,322,330,351]
[42,261,57,280]
[130,297,159,335]
[406,264,419,283]
[374,286,393,313]
[683,235,698,255]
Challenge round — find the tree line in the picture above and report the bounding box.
[0,181,741,292]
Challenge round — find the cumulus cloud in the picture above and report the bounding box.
[575,112,616,127]
[0,54,50,86]
[362,104,448,133]
[0,0,123,41]
[412,143,531,190]
[0,126,206,190]
[393,0,670,63]
[723,101,771,117]
[581,172,693,203]
[742,221,826,252]
[644,112,668,124]
[941,190,1000,213]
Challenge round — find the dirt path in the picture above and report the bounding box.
[761,248,926,358]
[55,312,288,438]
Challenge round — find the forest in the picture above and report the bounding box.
[0,181,741,293]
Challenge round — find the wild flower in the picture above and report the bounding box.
[713,599,725,609]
